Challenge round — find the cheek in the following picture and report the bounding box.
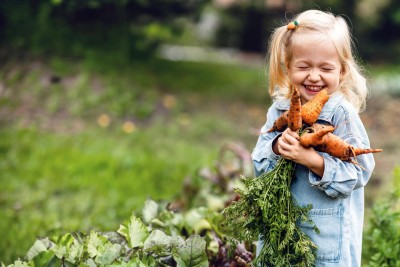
[288,71,302,83]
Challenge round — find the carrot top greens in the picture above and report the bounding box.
[222,157,317,267]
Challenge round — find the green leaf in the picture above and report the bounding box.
[33,251,58,266]
[67,238,84,263]
[95,243,122,265]
[7,261,30,267]
[172,235,208,267]
[117,224,129,239]
[128,215,149,248]
[51,233,76,259]
[58,233,75,247]
[51,244,67,259]
[143,229,172,254]
[110,258,147,267]
[87,230,108,258]
[142,199,159,224]
[26,238,52,260]
[85,258,97,267]
[184,209,203,233]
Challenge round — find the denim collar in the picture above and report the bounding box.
[275,91,345,122]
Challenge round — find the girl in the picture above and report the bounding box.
[253,10,375,266]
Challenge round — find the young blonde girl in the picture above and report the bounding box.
[253,10,375,266]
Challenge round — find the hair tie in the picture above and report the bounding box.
[287,20,299,30]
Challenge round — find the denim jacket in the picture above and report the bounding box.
[252,92,375,266]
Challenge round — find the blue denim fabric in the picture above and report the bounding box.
[252,92,375,266]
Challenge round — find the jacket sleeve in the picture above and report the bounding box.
[308,105,376,198]
[251,103,283,177]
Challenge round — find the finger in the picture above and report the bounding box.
[278,139,292,153]
[282,131,299,146]
[286,128,300,140]
[280,129,291,144]
[278,144,293,160]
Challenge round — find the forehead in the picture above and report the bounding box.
[289,33,340,62]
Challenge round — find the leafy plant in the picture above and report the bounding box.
[363,166,400,267]
[223,158,317,267]
[1,143,256,266]
[2,200,211,267]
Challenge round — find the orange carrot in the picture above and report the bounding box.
[287,86,302,131]
[299,124,334,148]
[267,111,288,133]
[315,133,382,162]
[267,89,330,132]
[301,88,329,125]
[299,123,383,162]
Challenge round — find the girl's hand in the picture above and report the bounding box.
[273,128,325,177]
[275,128,304,162]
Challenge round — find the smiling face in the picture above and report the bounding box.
[287,35,343,104]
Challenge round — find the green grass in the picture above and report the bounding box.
[134,59,267,102]
[0,57,267,263]
[0,120,226,262]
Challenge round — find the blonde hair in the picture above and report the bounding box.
[268,10,368,113]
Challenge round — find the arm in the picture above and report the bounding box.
[273,103,375,198]
[307,106,375,198]
[252,102,285,177]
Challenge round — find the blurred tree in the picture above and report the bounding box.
[355,0,400,62]
[212,0,400,63]
[1,0,400,63]
[0,0,209,61]
[214,2,285,53]
[213,0,356,54]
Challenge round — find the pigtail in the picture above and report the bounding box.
[334,16,368,113]
[268,26,291,98]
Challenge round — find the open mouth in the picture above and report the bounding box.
[303,85,326,92]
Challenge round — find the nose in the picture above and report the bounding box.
[308,69,321,82]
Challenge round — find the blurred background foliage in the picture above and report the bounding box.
[2,0,400,62]
[1,0,399,265]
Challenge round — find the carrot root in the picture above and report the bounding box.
[315,133,383,161]
[299,125,335,148]
[267,88,330,132]
[287,86,302,131]
[267,111,288,132]
[352,148,383,157]
[301,89,330,125]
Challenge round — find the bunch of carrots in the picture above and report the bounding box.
[269,87,382,162]
[222,87,382,267]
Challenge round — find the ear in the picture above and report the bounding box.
[340,63,347,80]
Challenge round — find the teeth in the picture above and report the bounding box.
[305,85,323,91]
